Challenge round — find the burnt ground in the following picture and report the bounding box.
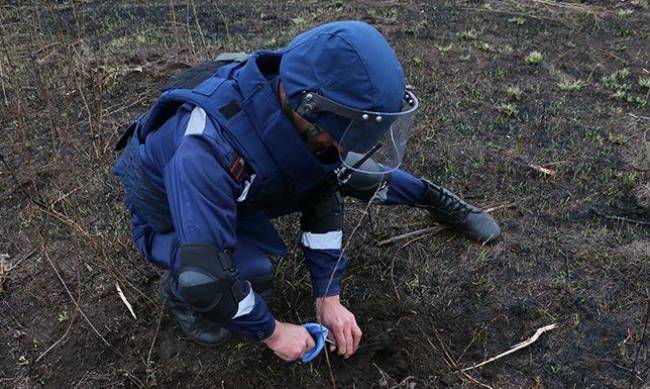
[1,1,649,388]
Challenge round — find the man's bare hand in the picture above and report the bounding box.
[262,320,315,361]
[316,295,362,358]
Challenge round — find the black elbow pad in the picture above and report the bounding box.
[177,244,247,324]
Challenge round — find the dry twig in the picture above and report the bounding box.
[379,202,514,246]
[35,305,79,363]
[431,326,494,389]
[484,202,517,213]
[147,302,165,365]
[320,183,386,297]
[5,249,37,273]
[461,323,559,372]
[318,183,386,387]
[378,226,441,246]
[628,297,649,388]
[591,208,650,227]
[115,281,137,320]
[42,247,117,352]
[520,0,609,15]
[629,113,650,121]
[529,163,557,176]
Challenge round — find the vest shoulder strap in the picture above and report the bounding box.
[162,52,248,91]
[116,53,248,151]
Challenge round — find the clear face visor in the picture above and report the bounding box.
[296,90,419,174]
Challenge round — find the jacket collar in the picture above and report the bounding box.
[234,51,338,191]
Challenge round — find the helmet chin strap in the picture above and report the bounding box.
[282,99,323,140]
[278,82,335,159]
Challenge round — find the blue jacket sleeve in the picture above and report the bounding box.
[300,192,347,297]
[164,125,275,340]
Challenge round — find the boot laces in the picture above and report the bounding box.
[433,186,481,220]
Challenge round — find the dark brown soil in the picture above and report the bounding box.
[1,1,649,388]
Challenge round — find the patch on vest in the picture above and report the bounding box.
[219,101,241,119]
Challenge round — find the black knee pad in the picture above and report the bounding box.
[177,244,247,324]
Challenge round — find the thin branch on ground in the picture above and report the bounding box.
[322,339,337,389]
[520,0,609,15]
[461,323,559,372]
[629,113,650,121]
[183,5,198,62]
[399,228,447,249]
[483,202,517,213]
[457,326,484,363]
[146,302,165,366]
[390,250,401,300]
[529,163,557,176]
[320,183,385,299]
[388,226,447,299]
[318,183,386,388]
[389,375,415,389]
[629,296,649,389]
[42,246,118,353]
[0,54,8,106]
[378,226,440,246]
[379,202,513,246]
[35,305,79,363]
[34,205,94,239]
[431,326,495,389]
[458,6,549,21]
[373,362,397,387]
[213,4,231,49]
[591,208,650,226]
[49,186,82,209]
[189,0,207,54]
[0,150,47,207]
[115,281,137,320]
[6,249,37,273]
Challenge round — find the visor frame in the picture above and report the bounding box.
[294,89,420,175]
[295,90,419,124]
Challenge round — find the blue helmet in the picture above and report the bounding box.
[280,21,419,174]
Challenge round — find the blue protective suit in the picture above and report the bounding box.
[114,29,428,341]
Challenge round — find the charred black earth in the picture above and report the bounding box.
[1,1,649,388]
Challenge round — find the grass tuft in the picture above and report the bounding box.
[639,77,650,89]
[506,86,524,101]
[524,50,543,65]
[508,16,526,25]
[558,78,585,92]
[497,102,518,117]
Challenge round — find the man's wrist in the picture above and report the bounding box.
[315,295,340,314]
[262,319,282,346]
[316,294,340,304]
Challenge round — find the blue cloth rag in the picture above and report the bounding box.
[302,322,330,363]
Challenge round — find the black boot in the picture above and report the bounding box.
[159,272,231,347]
[418,179,501,243]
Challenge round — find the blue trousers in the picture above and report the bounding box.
[131,168,426,294]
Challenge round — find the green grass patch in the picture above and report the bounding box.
[524,50,543,65]
[558,78,585,92]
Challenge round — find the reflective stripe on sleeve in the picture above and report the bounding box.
[236,174,257,202]
[301,231,343,250]
[184,106,207,136]
[232,287,256,319]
